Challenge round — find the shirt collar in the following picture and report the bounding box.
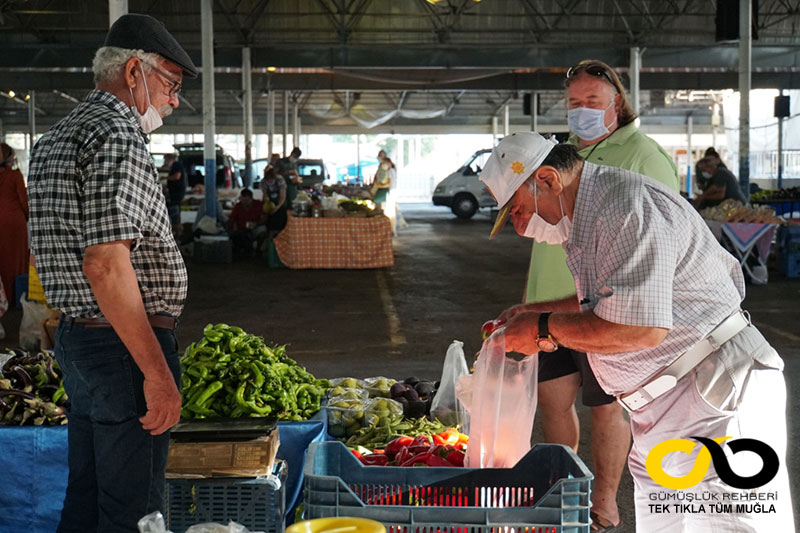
[568,121,638,151]
[84,89,148,140]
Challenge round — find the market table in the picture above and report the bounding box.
[705,220,778,283]
[274,213,394,269]
[0,417,327,532]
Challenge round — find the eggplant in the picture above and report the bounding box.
[414,382,434,399]
[406,400,427,419]
[402,388,420,402]
[403,376,421,387]
[390,383,407,399]
[0,389,36,401]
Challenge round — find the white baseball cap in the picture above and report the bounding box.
[479,132,557,239]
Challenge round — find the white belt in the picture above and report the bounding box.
[617,310,750,412]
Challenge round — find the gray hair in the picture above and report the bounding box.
[92,46,161,85]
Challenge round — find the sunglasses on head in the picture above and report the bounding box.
[566,64,617,88]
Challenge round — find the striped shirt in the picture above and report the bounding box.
[565,162,745,395]
[28,89,187,318]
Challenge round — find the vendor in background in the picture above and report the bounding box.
[482,133,792,532]
[162,153,186,236]
[520,60,679,533]
[228,188,266,256]
[27,14,194,531]
[694,155,747,209]
[371,150,395,207]
[0,143,29,306]
[260,167,288,239]
[278,147,303,208]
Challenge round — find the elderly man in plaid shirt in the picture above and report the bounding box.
[27,14,197,533]
[479,133,793,532]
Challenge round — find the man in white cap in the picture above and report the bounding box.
[28,13,197,532]
[480,132,793,532]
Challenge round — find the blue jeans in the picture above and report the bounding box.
[54,317,182,533]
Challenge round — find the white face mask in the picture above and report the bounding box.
[129,64,163,134]
[567,100,616,141]
[701,171,712,179]
[522,181,572,245]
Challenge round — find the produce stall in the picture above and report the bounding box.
[702,199,783,284]
[274,213,394,269]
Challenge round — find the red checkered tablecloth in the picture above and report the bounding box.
[274,214,394,269]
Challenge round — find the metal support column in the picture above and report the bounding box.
[630,47,641,115]
[778,98,784,189]
[686,114,693,197]
[109,0,128,26]
[242,47,253,187]
[491,116,498,144]
[282,91,289,156]
[356,134,361,184]
[0,118,5,143]
[28,90,36,156]
[738,0,752,197]
[292,100,299,149]
[531,92,538,132]
[503,104,509,136]
[201,0,217,218]
[267,91,275,157]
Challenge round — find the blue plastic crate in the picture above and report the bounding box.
[167,460,287,533]
[778,225,800,278]
[304,441,593,533]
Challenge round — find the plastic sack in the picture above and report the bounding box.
[19,292,53,351]
[464,330,538,468]
[430,340,470,432]
[137,511,263,533]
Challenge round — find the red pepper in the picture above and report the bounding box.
[425,454,455,467]
[432,434,446,446]
[350,448,363,460]
[373,448,386,455]
[410,435,431,448]
[360,454,390,466]
[385,436,414,456]
[437,428,460,446]
[401,451,433,467]
[444,448,465,466]
[394,446,411,465]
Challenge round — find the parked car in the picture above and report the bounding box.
[432,149,495,218]
[174,143,241,189]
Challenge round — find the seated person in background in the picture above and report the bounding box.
[228,188,266,256]
[694,156,747,209]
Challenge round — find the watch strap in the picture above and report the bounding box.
[538,312,552,338]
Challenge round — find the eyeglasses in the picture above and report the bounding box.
[142,60,182,97]
[566,64,617,88]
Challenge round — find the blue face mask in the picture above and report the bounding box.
[567,100,616,141]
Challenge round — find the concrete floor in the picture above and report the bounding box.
[1,203,798,531]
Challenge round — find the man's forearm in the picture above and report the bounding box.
[83,242,171,379]
[519,295,580,314]
[505,310,667,355]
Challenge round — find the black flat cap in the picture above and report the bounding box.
[104,13,198,78]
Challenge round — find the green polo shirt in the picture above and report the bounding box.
[524,122,679,304]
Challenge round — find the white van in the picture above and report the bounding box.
[432,149,496,218]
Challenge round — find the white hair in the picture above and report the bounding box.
[92,46,161,85]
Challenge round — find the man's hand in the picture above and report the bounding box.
[139,371,182,435]
[503,311,540,355]
[497,303,533,324]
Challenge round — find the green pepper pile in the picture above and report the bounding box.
[180,324,330,420]
[0,349,68,426]
[344,415,449,449]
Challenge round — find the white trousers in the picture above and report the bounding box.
[626,328,794,533]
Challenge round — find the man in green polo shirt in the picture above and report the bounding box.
[505,60,678,533]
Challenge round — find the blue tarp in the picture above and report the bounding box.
[0,413,328,532]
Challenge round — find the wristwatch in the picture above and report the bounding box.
[536,312,559,353]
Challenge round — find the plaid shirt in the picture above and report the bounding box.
[565,162,745,395]
[28,90,187,318]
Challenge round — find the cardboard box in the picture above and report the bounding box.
[166,428,279,478]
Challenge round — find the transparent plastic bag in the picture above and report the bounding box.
[137,511,262,533]
[430,340,470,432]
[464,330,538,468]
[363,376,397,397]
[19,292,54,351]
